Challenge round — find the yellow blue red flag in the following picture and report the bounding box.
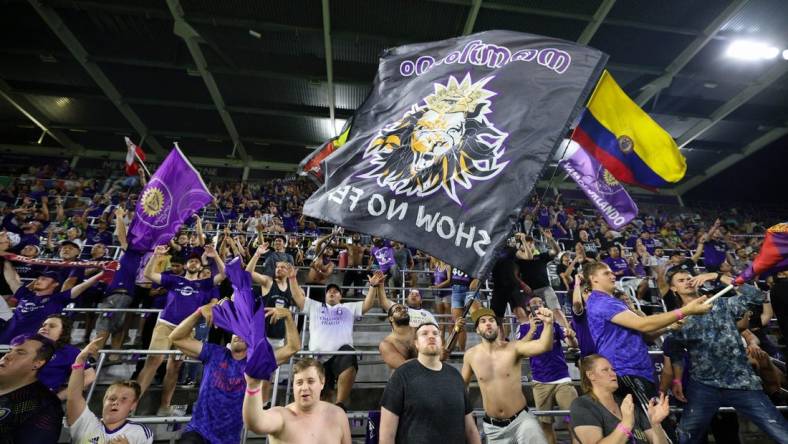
[571,70,686,189]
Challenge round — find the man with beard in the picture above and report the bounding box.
[665,269,788,443]
[380,322,481,444]
[243,358,351,444]
[169,302,300,444]
[0,265,105,343]
[66,337,152,443]
[461,307,554,443]
[137,244,225,415]
[379,302,418,370]
[246,242,305,403]
[375,280,437,328]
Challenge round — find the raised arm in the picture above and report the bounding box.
[169,303,213,359]
[3,259,22,293]
[203,245,226,285]
[66,337,104,426]
[114,207,128,250]
[69,270,106,299]
[143,245,169,285]
[194,215,205,246]
[515,308,555,357]
[243,374,286,436]
[361,271,381,314]
[270,308,301,364]
[283,262,306,310]
[571,275,584,315]
[612,296,711,333]
[370,271,392,311]
[246,243,272,286]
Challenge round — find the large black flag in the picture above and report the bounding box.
[304,30,607,277]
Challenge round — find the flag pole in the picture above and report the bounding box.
[703,284,735,305]
[135,150,152,178]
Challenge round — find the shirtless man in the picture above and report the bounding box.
[307,242,335,302]
[462,307,554,444]
[337,233,367,297]
[243,358,351,444]
[379,303,417,370]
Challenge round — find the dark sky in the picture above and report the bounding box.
[685,134,787,205]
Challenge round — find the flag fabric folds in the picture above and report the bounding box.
[735,223,788,285]
[298,119,352,185]
[126,146,212,253]
[572,70,686,190]
[302,30,606,277]
[124,137,146,176]
[559,142,638,229]
[211,258,277,380]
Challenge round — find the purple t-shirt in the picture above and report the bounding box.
[571,309,597,358]
[603,257,630,277]
[371,245,395,273]
[0,288,72,344]
[586,291,654,382]
[451,268,472,286]
[184,343,246,444]
[38,344,80,391]
[703,240,727,267]
[518,323,570,383]
[158,274,215,325]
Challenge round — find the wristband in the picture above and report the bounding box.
[71,363,85,370]
[673,309,685,321]
[672,378,681,386]
[195,307,202,316]
[246,388,262,396]
[616,423,633,438]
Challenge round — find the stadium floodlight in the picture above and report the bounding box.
[783,49,788,60]
[725,40,780,61]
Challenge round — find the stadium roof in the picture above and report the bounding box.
[1,0,786,201]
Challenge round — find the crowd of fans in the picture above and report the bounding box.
[0,162,787,443]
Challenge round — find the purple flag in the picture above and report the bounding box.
[127,146,212,252]
[559,142,638,229]
[212,258,277,379]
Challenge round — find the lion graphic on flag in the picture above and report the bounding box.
[359,74,509,205]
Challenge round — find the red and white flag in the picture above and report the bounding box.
[124,136,145,176]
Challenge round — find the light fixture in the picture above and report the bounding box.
[725,40,780,61]
[783,49,788,60]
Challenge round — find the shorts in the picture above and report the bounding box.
[490,286,527,318]
[483,408,547,444]
[323,344,358,390]
[532,286,560,310]
[531,381,578,424]
[95,292,133,334]
[267,336,286,349]
[451,284,479,309]
[148,322,177,351]
[433,289,450,304]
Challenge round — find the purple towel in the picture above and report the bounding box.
[212,257,277,379]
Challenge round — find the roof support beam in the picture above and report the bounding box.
[678,62,788,148]
[576,0,616,45]
[0,78,84,152]
[635,0,749,106]
[167,0,249,163]
[462,0,483,36]
[0,144,297,173]
[321,0,337,136]
[26,0,166,156]
[674,123,788,195]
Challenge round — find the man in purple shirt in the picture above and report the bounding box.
[136,244,225,415]
[584,261,711,437]
[0,265,105,344]
[518,297,578,444]
[369,237,395,276]
[602,246,631,278]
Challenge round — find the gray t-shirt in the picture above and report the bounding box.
[570,395,651,444]
[261,251,294,277]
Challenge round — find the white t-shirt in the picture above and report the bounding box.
[303,297,362,352]
[407,307,437,328]
[70,406,153,444]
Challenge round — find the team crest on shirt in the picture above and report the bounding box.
[0,407,10,421]
[359,74,509,205]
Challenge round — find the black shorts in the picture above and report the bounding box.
[490,286,527,318]
[323,344,358,390]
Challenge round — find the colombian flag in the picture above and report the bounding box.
[571,71,686,190]
[736,223,788,285]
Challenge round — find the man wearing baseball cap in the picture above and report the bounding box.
[0,264,106,344]
[288,272,379,410]
[461,306,555,443]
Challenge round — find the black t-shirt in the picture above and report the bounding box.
[770,278,788,341]
[491,247,519,290]
[517,252,553,289]
[0,380,64,443]
[570,394,651,444]
[380,360,472,444]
